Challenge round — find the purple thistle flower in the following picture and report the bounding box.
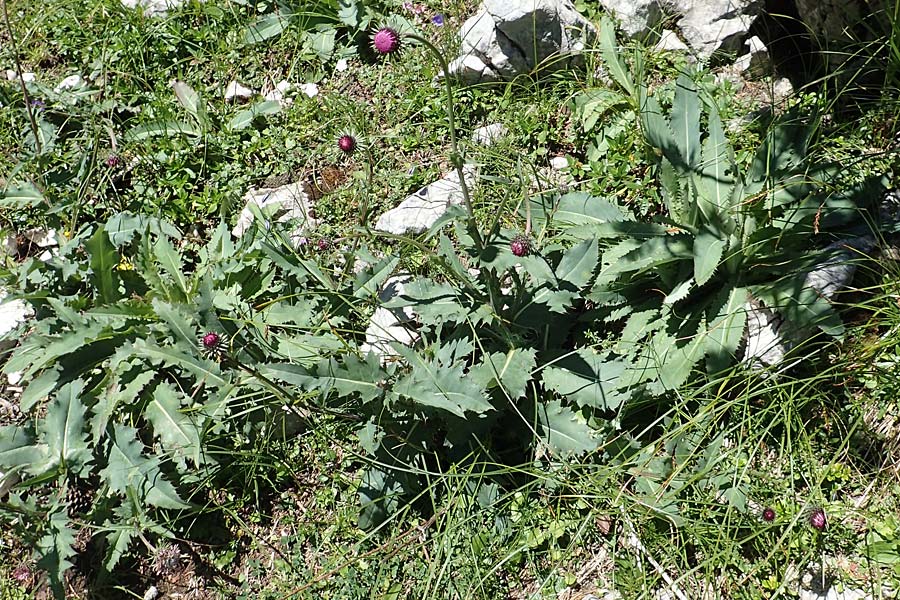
[372,27,401,55]
[201,332,220,350]
[431,14,444,26]
[106,155,121,168]
[762,507,776,522]
[338,134,356,153]
[317,237,330,251]
[809,507,827,531]
[510,234,531,257]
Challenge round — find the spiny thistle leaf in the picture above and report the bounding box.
[145,383,202,466]
[693,228,725,286]
[704,286,749,373]
[536,399,602,457]
[556,238,599,290]
[670,74,701,170]
[34,380,90,475]
[598,16,634,96]
[696,105,735,221]
[100,424,189,509]
[542,349,631,411]
[36,510,77,599]
[470,348,537,400]
[85,225,122,304]
[395,354,492,418]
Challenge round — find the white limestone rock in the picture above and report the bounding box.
[224,80,254,102]
[449,0,597,82]
[375,165,477,235]
[654,29,690,54]
[744,237,874,369]
[600,0,763,59]
[232,182,316,245]
[121,0,188,15]
[359,275,419,360]
[471,123,508,145]
[6,70,35,82]
[54,74,83,92]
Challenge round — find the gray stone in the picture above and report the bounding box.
[121,0,189,15]
[675,0,762,59]
[600,0,764,59]
[359,275,419,360]
[744,237,874,368]
[232,182,316,245]
[374,165,477,235]
[654,29,691,54]
[471,123,508,146]
[224,80,254,102]
[449,0,597,82]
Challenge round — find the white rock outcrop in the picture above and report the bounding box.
[359,275,419,360]
[121,0,189,15]
[600,0,763,59]
[449,0,597,82]
[374,165,477,235]
[232,182,316,245]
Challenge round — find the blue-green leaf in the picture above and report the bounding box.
[536,399,602,457]
[542,349,630,411]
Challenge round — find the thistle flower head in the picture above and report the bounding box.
[372,27,401,55]
[809,507,827,531]
[106,155,121,168]
[317,237,331,251]
[510,234,532,257]
[762,507,776,522]
[338,134,356,154]
[200,331,225,358]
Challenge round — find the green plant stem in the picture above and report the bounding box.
[405,33,483,251]
[1,0,42,155]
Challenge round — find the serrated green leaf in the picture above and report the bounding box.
[152,300,197,349]
[36,510,77,598]
[536,399,602,457]
[125,120,201,141]
[36,380,90,475]
[311,355,388,403]
[103,526,135,571]
[395,356,492,417]
[599,16,633,95]
[130,339,227,388]
[172,80,210,130]
[469,348,537,399]
[670,74,701,169]
[704,286,748,373]
[386,278,471,326]
[574,88,630,132]
[337,0,358,26]
[307,28,336,60]
[0,425,39,468]
[20,368,60,413]
[227,100,282,131]
[1,181,45,208]
[693,228,725,285]
[91,369,157,441]
[696,105,734,220]
[542,349,630,411]
[100,424,189,509]
[154,236,190,299]
[353,256,401,299]
[615,308,662,354]
[556,238,598,290]
[145,383,202,466]
[243,9,292,44]
[85,225,121,303]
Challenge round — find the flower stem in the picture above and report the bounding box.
[404,33,483,250]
